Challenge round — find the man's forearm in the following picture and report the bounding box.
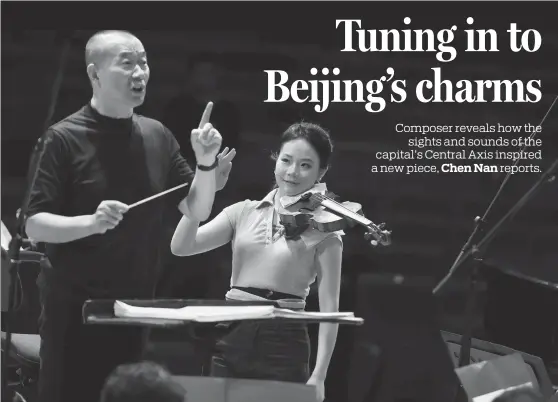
[178,168,216,221]
[26,212,96,243]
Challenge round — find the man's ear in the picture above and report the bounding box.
[86,63,99,84]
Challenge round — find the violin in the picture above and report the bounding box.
[278,191,392,246]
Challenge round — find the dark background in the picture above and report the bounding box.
[2,2,557,401]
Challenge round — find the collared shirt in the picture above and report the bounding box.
[223,186,343,299]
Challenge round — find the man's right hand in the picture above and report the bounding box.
[90,200,129,234]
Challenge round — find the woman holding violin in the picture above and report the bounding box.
[171,121,390,400]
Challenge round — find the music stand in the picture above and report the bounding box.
[82,298,363,399]
[82,298,365,327]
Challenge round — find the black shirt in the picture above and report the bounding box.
[27,104,195,301]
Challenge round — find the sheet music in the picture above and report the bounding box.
[455,354,538,401]
[114,301,359,323]
[472,383,533,402]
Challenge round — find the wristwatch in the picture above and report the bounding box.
[197,157,219,171]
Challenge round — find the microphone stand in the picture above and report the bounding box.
[438,157,558,402]
[432,97,557,402]
[1,30,72,400]
[433,95,557,298]
[2,136,52,401]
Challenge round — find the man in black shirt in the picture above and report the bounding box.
[25,30,235,402]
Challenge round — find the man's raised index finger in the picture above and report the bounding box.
[198,101,214,129]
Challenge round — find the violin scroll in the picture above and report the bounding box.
[364,222,392,247]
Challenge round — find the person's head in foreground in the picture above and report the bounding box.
[273,122,333,197]
[85,30,150,118]
[100,361,186,402]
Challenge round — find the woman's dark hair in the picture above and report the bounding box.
[272,122,334,169]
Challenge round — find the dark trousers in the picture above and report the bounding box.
[37,289,147,402]
[210,320,311,383]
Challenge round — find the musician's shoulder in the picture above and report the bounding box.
[225,198,254,210]
[133,114,165,132]
[47,106,83,129]
[133,115,177,145]
[43,123,73,145]
[223,199,255,218]
[47,109,85,138]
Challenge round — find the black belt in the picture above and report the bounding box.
[232,286,303,301]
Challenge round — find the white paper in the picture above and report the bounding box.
[1,220,12,251]
[114,301,276,322]
[455,354,538,402]
[472,383,533,402]
[114,301,360,323]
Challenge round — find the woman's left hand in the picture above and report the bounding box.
[307,376,325,401]
[215,147,236,190]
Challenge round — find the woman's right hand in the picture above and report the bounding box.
[191,101,223,167]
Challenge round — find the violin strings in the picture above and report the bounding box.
[318,194,363,218]
[317,193,385,234]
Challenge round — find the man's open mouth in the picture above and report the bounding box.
[131,84,145,93]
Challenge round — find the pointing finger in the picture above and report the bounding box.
[198,101,214,129]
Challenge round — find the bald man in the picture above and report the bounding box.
[25,30,235,402]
